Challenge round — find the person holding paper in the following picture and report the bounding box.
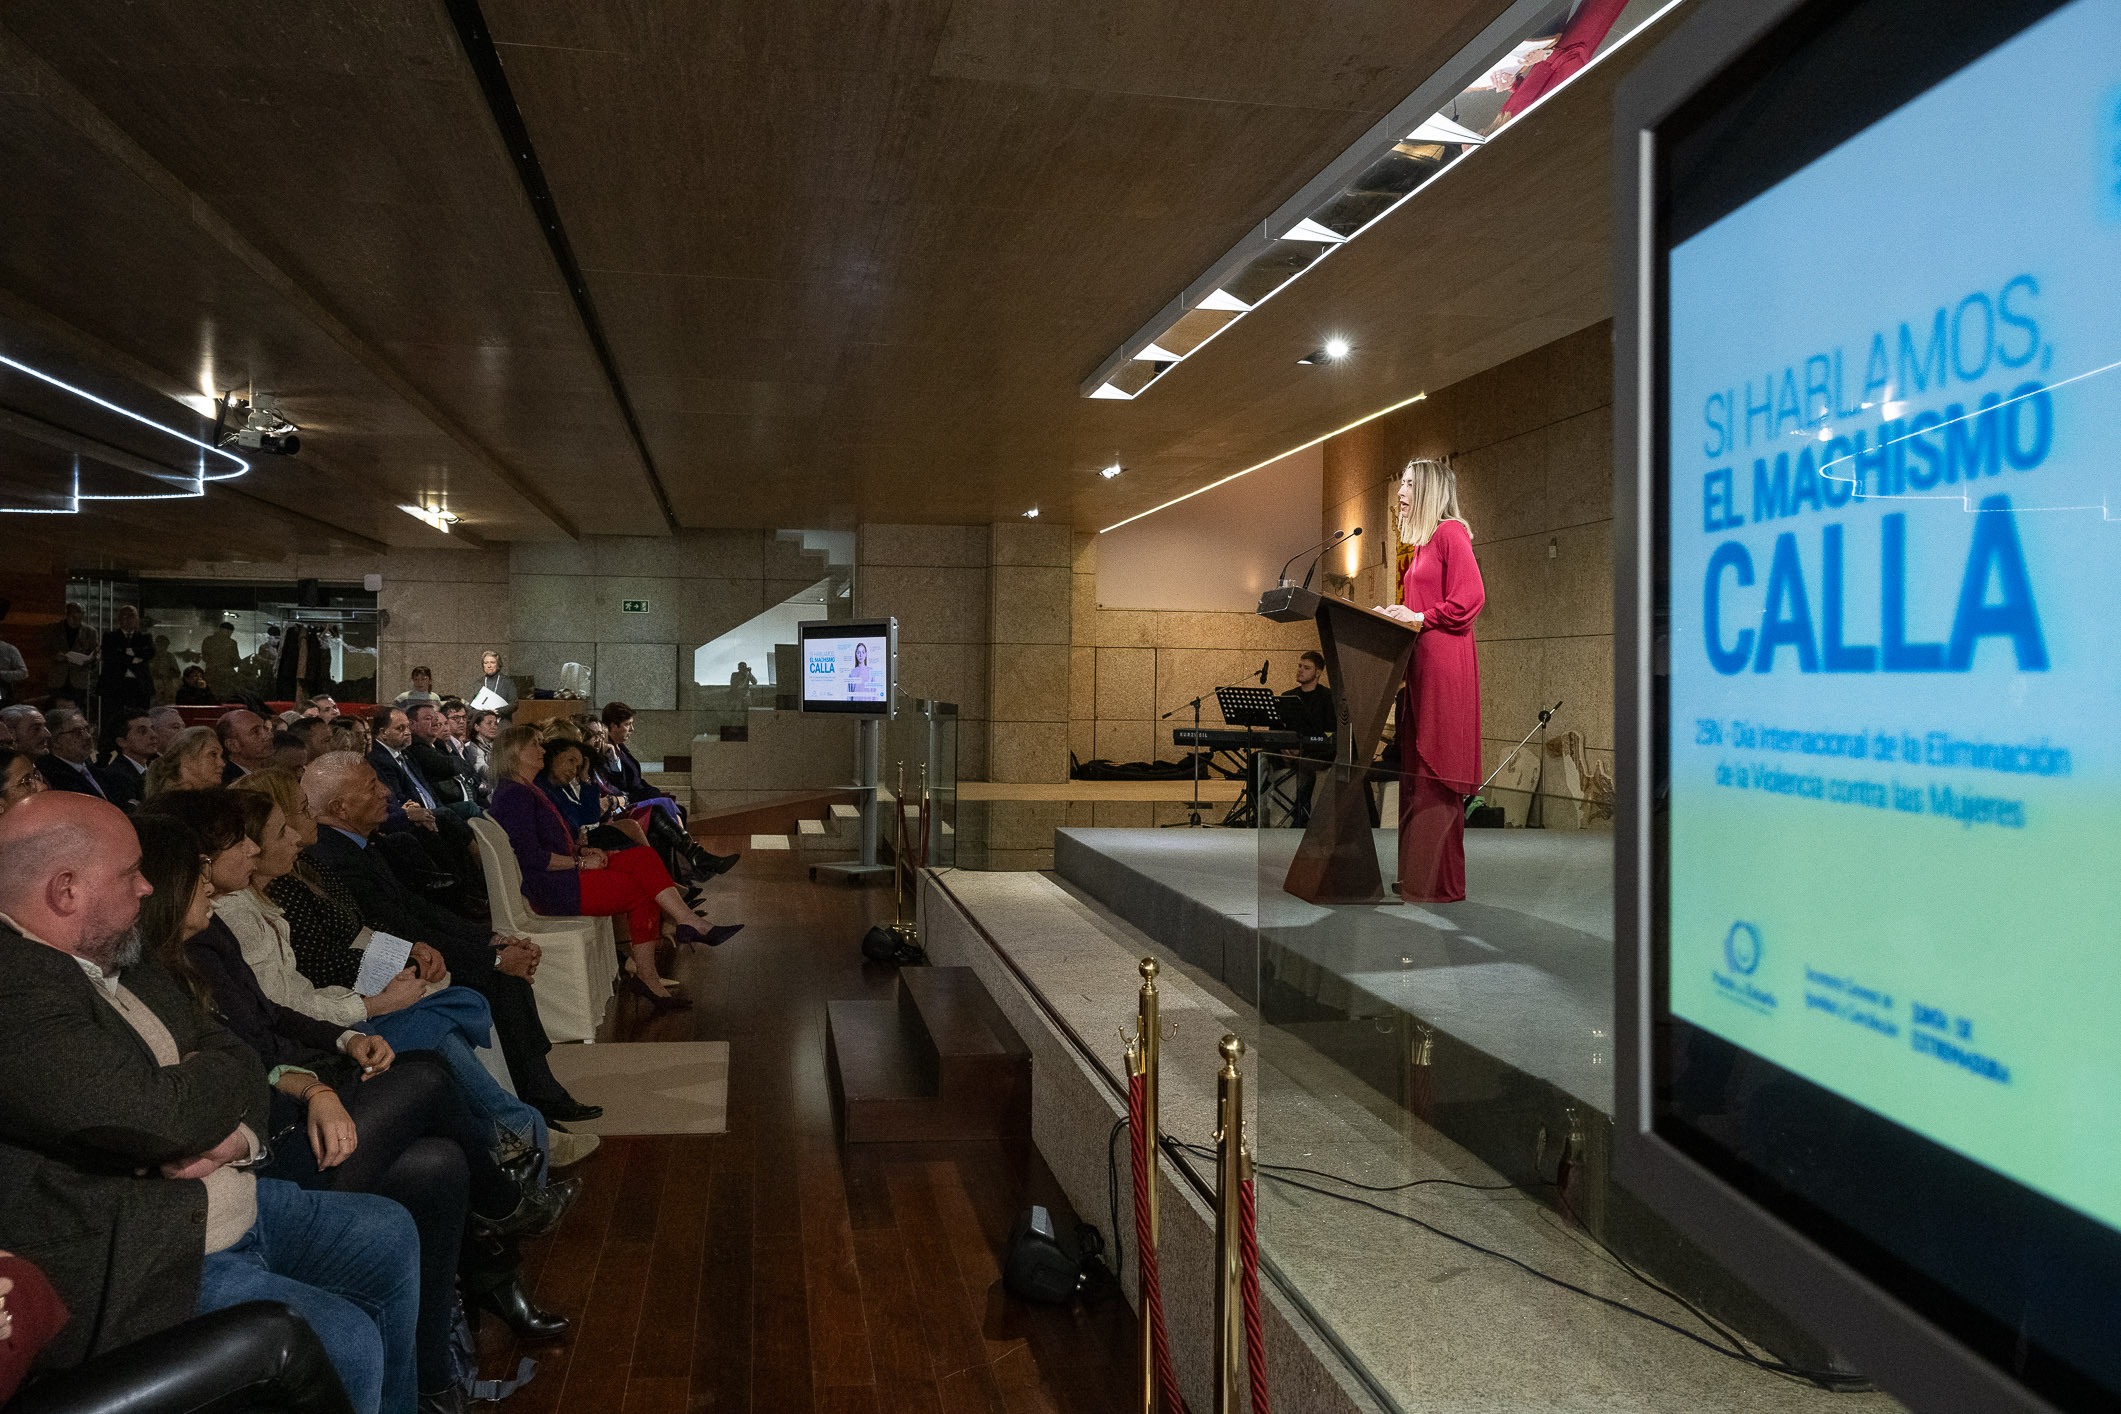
[223,770,597,1173]
[470,650,515,718]
[1380,459,1486,903]
[43,603,96,704]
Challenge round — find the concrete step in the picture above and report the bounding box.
[825,966,1030,1143]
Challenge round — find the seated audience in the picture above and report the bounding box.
[225,770,595,1172]
[406,703,480,817]
[308,694,340,721]
[130,804,572,1396]
[488,724,741,1010]
[598,702,734,877]
[331,714,371,757]
[0,792,420,1414]
[392,667,440,712]
[218,708,277,782]
[471,650,515,718]
[0,749,46,814]
[0,704,48,759]
[144,725,226,799]
[34,708,110,802]
[147,705,186,753]
[463,709,500,783]
[273,728,313,773]
[101,707,159,811]
[303,752,603,1126]
[175,664,219,704]
[291,715,333,762]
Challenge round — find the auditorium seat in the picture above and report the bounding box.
[467,815,617,1043]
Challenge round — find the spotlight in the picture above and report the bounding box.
[1325,337,1351,359]
[1022,507,1040,518]
[1297,339,1352,365]
[1100,463,1123,479]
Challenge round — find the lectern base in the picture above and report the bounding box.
[1282,764,1385,904]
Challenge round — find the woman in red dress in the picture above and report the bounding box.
[1383,459,1485,901]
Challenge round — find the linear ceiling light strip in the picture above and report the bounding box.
[1082,0,1691,403]
[442,0,681,533]
[1099,391,1427,535]
[0,355,247,515]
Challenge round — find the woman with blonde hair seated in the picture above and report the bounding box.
[142,724,226,798]
[486,723,741,1011]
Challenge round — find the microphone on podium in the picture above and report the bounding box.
[1300,527,1361,590]
[1276,528,1352,588]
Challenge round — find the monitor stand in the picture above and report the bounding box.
[814,717,894,884]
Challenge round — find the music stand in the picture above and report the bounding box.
[1214,686,1283,730]
[1212,688,1287,826]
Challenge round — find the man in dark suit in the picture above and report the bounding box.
[96,604,154,751]
[35,707,112,801]
[0,791,419,1398]
[303,751,602,1125]
[99,707,157,812]
[406,701,480,815]
[366,704,484,899]
[214,708,276,783]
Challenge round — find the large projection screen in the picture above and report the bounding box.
[1615,1,2120,1410]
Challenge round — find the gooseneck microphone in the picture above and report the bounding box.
[1277,529,1351,587]
[1256,659,1269,684]
[1301,526,1361,590]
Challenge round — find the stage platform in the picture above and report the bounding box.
[1053,825,1615,1113]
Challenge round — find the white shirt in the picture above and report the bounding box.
[0,639,25,684]
[212,890,372,1030]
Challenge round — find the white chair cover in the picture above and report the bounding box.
[467,815,617,1044]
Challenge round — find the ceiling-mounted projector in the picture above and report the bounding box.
[218,392,300,456]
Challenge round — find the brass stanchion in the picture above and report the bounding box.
[1135,957,1163,1414]
[1213,1035,1247,1414]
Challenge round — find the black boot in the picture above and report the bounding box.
[470,1273,570,1342]
[472,1174,580,1240]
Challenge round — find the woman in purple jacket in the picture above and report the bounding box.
[486,725,741,1010]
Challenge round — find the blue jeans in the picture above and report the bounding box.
[362,1020,549,1175]
[197,1178,421,1414]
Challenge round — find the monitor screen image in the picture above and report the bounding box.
[798,620,893,714]
[1644,0,2121,1403]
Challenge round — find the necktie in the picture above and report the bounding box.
[401,752,437,810]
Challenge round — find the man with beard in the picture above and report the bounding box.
[0,792,419,1411]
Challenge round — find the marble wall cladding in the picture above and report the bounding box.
[593,642,680,711]
[989,565,1071,647]
[990,521,1072,568]
[986,522,1074,784]
[989,643,1069,723]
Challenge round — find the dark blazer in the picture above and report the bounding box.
[366,743,433,812]
[96,630,154,708]
[37,754,111,801]
[0,930,271,1370]
[184,916,350,1070]
[99,755,151,812]
[305,827,495,978]
[596,743,649,800]
[408,737,477,809]
[490,779,582,917]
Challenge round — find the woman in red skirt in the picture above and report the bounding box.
[1383,459,1485,902]
[487,724,741,1011]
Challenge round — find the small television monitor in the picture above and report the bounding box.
[1616,1,2119,1410]
[797,618,895,717]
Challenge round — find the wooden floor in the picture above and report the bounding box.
[478,839,1139,1414]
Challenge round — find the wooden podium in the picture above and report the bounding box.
[1257,585,1418,904]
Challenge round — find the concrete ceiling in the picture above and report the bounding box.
[0,0,1663,566]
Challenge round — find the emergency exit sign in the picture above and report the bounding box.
[621,599,650,613]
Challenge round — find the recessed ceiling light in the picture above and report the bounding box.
[1022,507,1040,518]
[1297,339,1352,365]
[1100,463,1123,480]
[1324,338,1351,360]
[400,503,460,532]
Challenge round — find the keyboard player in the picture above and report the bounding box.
[1275,650,1335,825]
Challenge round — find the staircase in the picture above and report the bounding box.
[825,967,1031,1142]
